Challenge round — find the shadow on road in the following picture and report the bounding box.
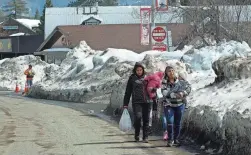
[107,145,167,149]
[74,139,161,146]
[104,133,134,137]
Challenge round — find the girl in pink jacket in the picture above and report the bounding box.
[144,71,164,136]
[145,71,164,100]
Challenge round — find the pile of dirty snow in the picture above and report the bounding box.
[182,41,251,71]
[0,55,56,90]
[1,39,251,154]
[28,41,187,104]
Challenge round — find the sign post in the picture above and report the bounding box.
[151,26,168,51]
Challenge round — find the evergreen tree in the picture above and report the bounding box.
[0,9,4,17]
[34,8,40,19]
[2,0,29,18]
[100,0,118,6]
[68,0,117,7]
[37,0,53,35]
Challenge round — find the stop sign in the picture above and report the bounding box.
[152,27,167,42]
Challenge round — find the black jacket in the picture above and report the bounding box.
[123,63,147,106]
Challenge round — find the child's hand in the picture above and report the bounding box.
[176,92,184,99]
[170,93,176,98]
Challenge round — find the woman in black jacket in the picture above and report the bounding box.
[123,62,150,143]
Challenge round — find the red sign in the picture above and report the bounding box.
[152,27,167,42]
[151,26,168,52]
[152,44,167,51]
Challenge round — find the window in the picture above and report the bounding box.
[83,21,99,25]
[81,17,101,26]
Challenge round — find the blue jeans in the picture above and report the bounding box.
[27,79,33,87]
[163,104,185,140]
[162,113,167,131]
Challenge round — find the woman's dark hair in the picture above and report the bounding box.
[164,66,176,80]
[132,62,145,75]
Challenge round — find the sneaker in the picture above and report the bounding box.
[135,136,139,142]
[163,131,168,141]
[142,138,149,143]
[167,140,174,147]
[174,139,181,146]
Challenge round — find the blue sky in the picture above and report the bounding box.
[1,0,70,16]
[1,0,152,16]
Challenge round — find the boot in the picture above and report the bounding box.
[142,137,148,143]
[167,140,174,147]
[163,131,168,141]
[134,136,140,142]
[174,139,181,146]
[134,126,140,142]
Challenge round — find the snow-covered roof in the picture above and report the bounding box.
[43,48,72,52]
[9,33,25,36]
[45,6,183,38]
[16,18,40,30]
[82,16,103,22]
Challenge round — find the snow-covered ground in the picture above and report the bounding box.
[0,40,251,154]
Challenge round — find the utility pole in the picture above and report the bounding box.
[151,0,155,27]
[151,0,155,50]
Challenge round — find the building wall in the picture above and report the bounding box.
[55,23,191,53]
[0,35,43,54]
[45,6,184,39]
[52,35,66,48]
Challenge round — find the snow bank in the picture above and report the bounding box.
[183,41,251,71]
[28,41,187,104]
[0,55,55,90]
[16,19,40,30]
[1,40,251,154]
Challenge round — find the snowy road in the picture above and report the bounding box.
[0,93,204,155]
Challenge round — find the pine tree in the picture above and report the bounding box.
[34,8,40,19]
[0,9,4,17]
[37,0,53,35]
[100,0,118,6]
[68,0,117,7]
[2,0,29,18]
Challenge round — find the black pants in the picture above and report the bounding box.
[132,103,150,139]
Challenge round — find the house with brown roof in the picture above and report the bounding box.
[44,6,183,39]
[37,23,191,52]
[35,23,191,64]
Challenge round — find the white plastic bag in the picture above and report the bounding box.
[119,109,132,132]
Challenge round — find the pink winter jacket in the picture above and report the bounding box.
[144,71,164,100]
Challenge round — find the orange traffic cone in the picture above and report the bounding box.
[15,83,20,93]
[24,83,29,94]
